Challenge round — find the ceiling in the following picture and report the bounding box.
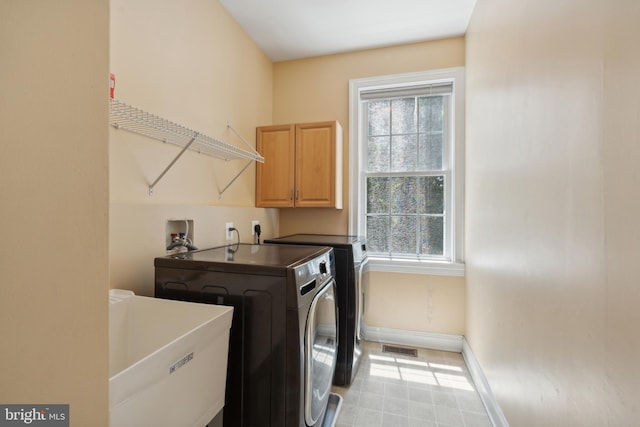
[219,0,477,62]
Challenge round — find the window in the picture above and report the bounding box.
[349,68,464,275]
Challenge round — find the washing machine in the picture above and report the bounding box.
[265,234,369,386]
[154,243,338,427]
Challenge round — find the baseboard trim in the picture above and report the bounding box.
[462,338,510,427]
[362,324,463,353]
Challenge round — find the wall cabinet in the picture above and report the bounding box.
[256,121,342,208]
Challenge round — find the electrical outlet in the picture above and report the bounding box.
[251,220,260,235]
[225,222,234,240]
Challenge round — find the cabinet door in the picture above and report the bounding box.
[295,121,342,208]
[256,124,295,207]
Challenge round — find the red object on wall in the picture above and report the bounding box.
[109,73,116,98]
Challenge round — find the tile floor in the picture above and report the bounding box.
[331,341,493,427]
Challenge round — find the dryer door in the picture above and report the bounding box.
[304,279,338,426]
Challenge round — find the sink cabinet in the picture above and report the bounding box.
[256,121,342,208]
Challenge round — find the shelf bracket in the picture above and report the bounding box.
[149,134,198,196]
[218,158,254,199]
[217,122,259,199]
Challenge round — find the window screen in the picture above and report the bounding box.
[363,88,451,259]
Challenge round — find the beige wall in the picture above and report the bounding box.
[109,0,277,295]
[0,0,110,424]
[466,0,640,425]
[273,38,466,335]
[602,3,640,425]
[366,273,465,335]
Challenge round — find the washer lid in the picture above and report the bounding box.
[266,233,362,246]
[155,243,331,274]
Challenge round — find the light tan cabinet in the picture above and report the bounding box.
[256,121,342,208]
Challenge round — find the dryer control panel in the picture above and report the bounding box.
[293,249,334,301]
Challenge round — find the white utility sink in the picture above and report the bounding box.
[109,289,233,427]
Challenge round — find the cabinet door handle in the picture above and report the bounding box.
[295,189,299,201]
[290,189,294,201]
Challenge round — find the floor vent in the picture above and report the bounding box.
[382,344,418,357]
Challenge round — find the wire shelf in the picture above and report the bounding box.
[109,98,264,196]
[109,99,264,163]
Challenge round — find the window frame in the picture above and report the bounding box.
[349,68,465,276]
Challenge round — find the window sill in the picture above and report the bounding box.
[368,257,465,277]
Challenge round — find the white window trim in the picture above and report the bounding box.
[348,67,465,276]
